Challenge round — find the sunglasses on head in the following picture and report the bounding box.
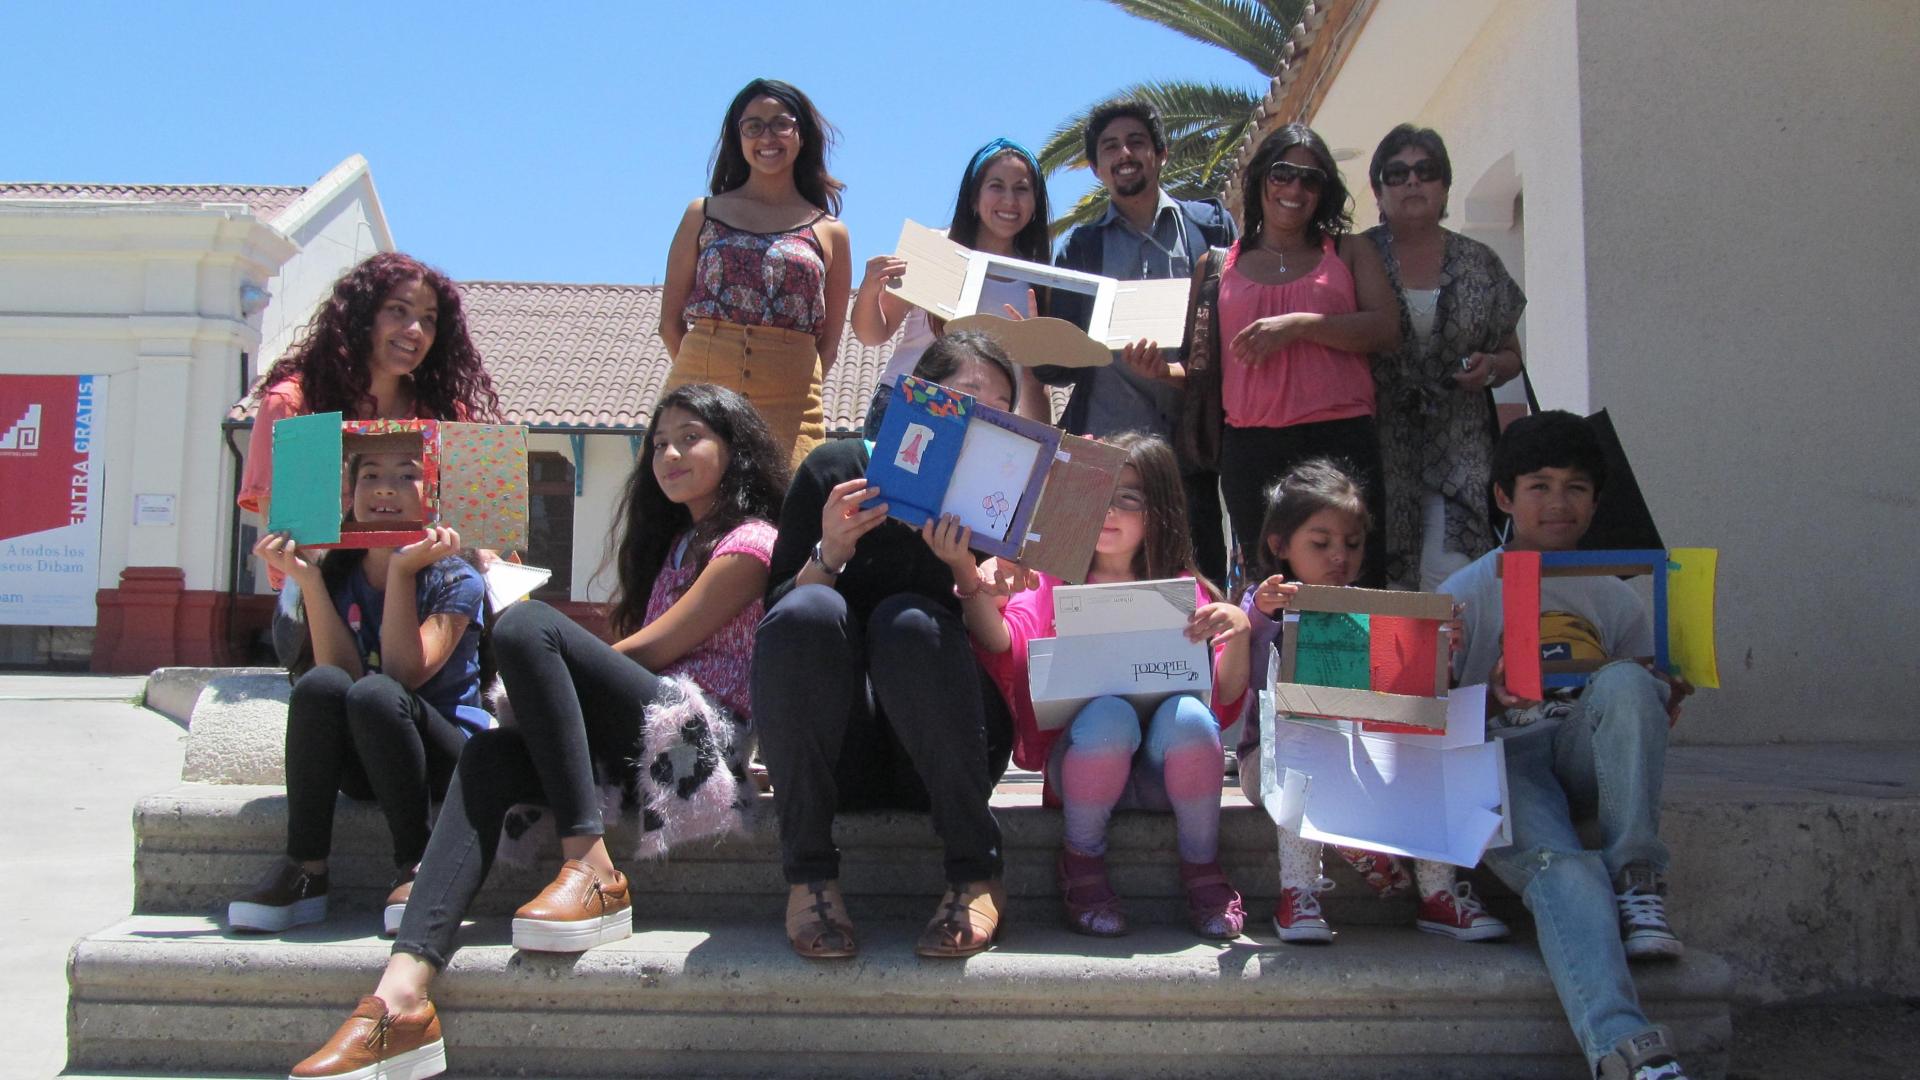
[1265,160,1327,191]
[1378,159,1443,186]
[739,114,799,139]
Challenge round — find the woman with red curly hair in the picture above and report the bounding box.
[239,252,501,526]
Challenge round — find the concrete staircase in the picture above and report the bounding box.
[69,780,1739,1078]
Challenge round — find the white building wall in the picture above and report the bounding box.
[571,434,637,604]
[257,156,394,376]
[0,207,295,596]
[1305,1,1588,410]
[1574,0,1920,743]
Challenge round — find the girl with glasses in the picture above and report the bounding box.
[661,78,852,471]
[850,137,1053,436]
[950,434,1252,941]
[1363,123,1528,591]
[1209,123,1400,586]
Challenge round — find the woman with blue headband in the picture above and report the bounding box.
[851,138,1052,434]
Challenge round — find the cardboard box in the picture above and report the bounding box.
[865,376,1126,583]
[891,220,1189,348]
[266,413,529,550]
[1026,579,1211,732]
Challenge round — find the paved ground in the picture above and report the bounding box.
[0,674,182,1079]
[10,672,1919,1079]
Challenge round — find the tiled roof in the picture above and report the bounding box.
[0,182,309,221]
[1219,0,1365,223]
[231,281,909,436]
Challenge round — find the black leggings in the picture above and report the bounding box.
[1217,416,1388,589]
[751,586,1012,887]
[392,600,664,968]
[284,666,466,869]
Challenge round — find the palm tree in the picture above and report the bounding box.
[1038,0,1307,235]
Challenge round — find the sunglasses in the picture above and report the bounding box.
[739,114,799,139]
[1378,159,1444,186]
[1265,160,1328,191]
[1108,487,1147,513]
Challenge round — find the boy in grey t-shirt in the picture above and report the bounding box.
[1441,411,1697,1080]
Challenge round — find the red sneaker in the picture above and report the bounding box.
[1416,881,1510,942]
[1272,881,1334,944]
[1336,847,1412,898]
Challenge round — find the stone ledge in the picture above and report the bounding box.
[178,673,291,784]
[128,739,1920,1004]
[143,665,281,727]
[68,913,1732,1079]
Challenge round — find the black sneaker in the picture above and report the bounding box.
[1615,865,1684,960]
[1595,1026,1691,1079]
[228,859,328,933]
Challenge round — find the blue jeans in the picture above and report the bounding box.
[1483,661,1673,1067]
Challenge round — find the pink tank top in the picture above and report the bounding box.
[1216,236,1375,429]
[682,200,828,335]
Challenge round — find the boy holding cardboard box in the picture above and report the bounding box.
[1440,410,1695,1080]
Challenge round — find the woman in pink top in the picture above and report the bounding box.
[1214,124,1398,584]
[661,79,853,471]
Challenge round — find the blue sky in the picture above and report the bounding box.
[8,1,1263,284]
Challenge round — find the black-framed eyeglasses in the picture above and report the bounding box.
[1108,487,1147,513]
[1378,159,1444,187]
[1265,160,1327,191]
[739,115,799,139]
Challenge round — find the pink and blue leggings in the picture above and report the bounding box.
[1045,694,1223,862]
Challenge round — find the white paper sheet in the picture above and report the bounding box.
[938,421,1042,542]
[1052,578,1196,637]
[483,561,551,611]
[1258,683,1511,868]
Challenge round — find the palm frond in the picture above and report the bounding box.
[1102,0,1306,73]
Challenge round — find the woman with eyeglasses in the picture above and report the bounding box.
[1211,123,1399,582]
[850,137,1053,436]
[662,78,853,470]
[1363,124,1527,591]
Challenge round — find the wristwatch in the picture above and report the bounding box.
[810,539,848,577]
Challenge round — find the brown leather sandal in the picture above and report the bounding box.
[914,879,1006,958]
[785,880,857,959]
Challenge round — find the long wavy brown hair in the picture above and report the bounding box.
[254,252,500,421]
[1106,432,1220,600]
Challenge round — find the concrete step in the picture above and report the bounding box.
[132,783,1475,927]
[67,912,1732,1079]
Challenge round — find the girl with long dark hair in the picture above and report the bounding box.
[955,434,1251,941]
[285,384,785,1080]
[851,137,1053,434]
[660,79,852,470]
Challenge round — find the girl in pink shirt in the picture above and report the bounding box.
[937,434,1252,940]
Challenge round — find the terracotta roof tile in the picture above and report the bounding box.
[0,182,308,221]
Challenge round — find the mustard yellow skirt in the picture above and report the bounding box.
[666,319,826,472]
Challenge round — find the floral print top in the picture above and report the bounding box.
[682,201,828,335]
